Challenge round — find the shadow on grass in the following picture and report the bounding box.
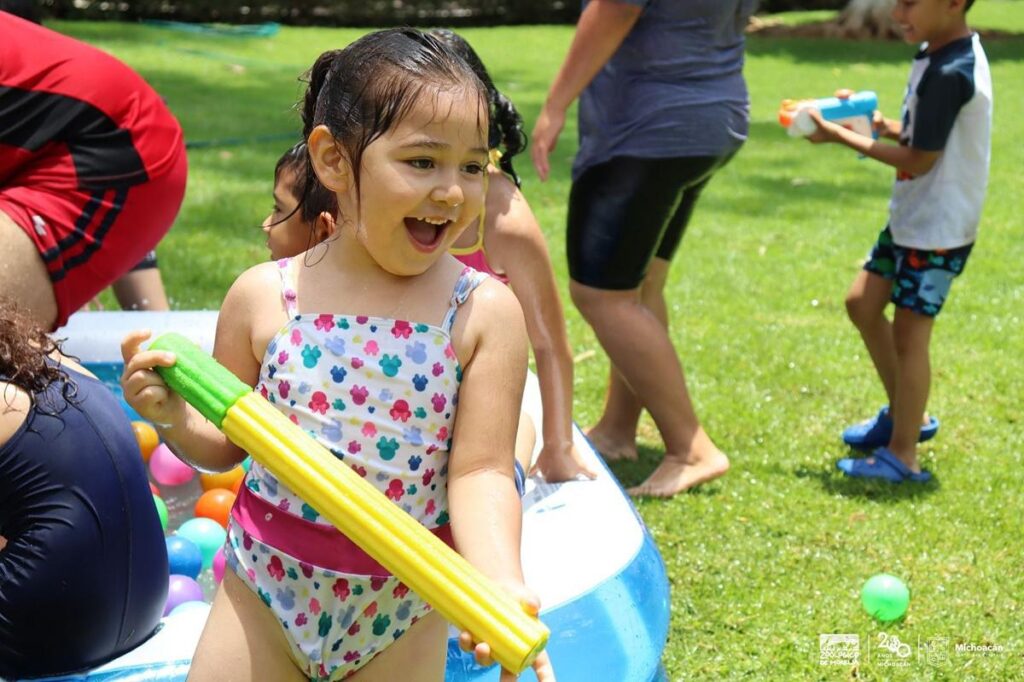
[794,462,940,502]
[602,444,728,498]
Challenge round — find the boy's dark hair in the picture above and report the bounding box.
[429,29,527,187]
[299,29,488,224]
[0,297,75,413]
[275,142,338,224]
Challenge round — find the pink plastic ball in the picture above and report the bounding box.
[164,574,204,616]
[212,546,227,584]
[149,443,195,486]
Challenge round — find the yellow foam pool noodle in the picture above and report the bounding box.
[150,333,548,673]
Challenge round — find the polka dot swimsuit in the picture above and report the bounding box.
[226,257,487,680]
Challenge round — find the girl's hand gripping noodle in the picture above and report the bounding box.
[149,333,550,674]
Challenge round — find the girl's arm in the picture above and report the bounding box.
[120,265,270,471]
[447,279,554,680]
[531,0,643,180]
[487,177,597,482]
[809,110,940,176]
[448,278,528,582]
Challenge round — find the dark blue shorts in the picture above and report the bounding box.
[864,226,974,317]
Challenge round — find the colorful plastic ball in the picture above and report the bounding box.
[152,494,168,532]
[176,518,227,570]
[149,481,161,497]
[199,466,245,494]
[194,488,236,529]
[166,535,203,580]
[132,421,160,462]
[242,457,253,473]
[212,547,227,584]
[861,574,910,622]
[149,443,195,486]
[164,574,205,616]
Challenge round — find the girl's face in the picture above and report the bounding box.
[343,87,489,276]
[262,168,312,261]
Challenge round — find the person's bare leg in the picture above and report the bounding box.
[845,270,931,426]
[0,209,58,330]
[188,570,306,682]
[845,270,898,403]
[587,259,671,462]
[349,610,448,682]
[886,308,934,472]
[112,267,170,311]
[570,280,728,497]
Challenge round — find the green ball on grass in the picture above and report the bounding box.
[861,573,909,622]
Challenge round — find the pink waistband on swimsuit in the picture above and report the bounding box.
[232,483,455,577]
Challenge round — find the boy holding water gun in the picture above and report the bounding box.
[805,0,991,483]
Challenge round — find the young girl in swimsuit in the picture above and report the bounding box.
[121,29,554,682]
[264,31,595,484]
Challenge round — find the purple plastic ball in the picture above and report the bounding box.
[164,574,204,616]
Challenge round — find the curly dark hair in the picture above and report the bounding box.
[429,29,527,187]
[0,297,74,411]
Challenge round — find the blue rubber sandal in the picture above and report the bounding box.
[836,447,933,483]
[842,406,939,450]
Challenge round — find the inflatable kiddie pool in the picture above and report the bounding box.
[31,311,669,682]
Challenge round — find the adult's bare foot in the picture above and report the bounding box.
[586,427,638,462]
[627,448,730,498]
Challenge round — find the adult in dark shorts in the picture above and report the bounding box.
[0,10,187,330]
[0,297,169,679]
[532,0,756,497]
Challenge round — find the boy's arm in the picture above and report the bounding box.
[808,110,941,176]
[873,110,903,141]
[815,61,975,177]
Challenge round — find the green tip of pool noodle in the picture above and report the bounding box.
[149,332,250,427]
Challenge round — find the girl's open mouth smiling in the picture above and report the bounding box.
[405,216,451,251]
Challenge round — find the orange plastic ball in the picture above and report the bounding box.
[199,466,245,494]
[194,488,236,529]
[132,421,160,463]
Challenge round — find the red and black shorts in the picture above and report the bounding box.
[0,106,186,328]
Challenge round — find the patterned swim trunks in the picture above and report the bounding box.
[864,226,974,317]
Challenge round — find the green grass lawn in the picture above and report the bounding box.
[54,4,1023,679]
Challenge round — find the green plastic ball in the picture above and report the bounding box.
[861,573,909,622]
[153,493,168,532]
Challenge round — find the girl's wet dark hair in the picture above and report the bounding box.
[275,141,338,224]
[299,29,489,223]
[429,29,527,187]
[0,297,75,414]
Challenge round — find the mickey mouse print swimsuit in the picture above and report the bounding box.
[226,257,488,680]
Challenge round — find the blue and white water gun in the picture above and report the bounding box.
[778,89,878,138]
